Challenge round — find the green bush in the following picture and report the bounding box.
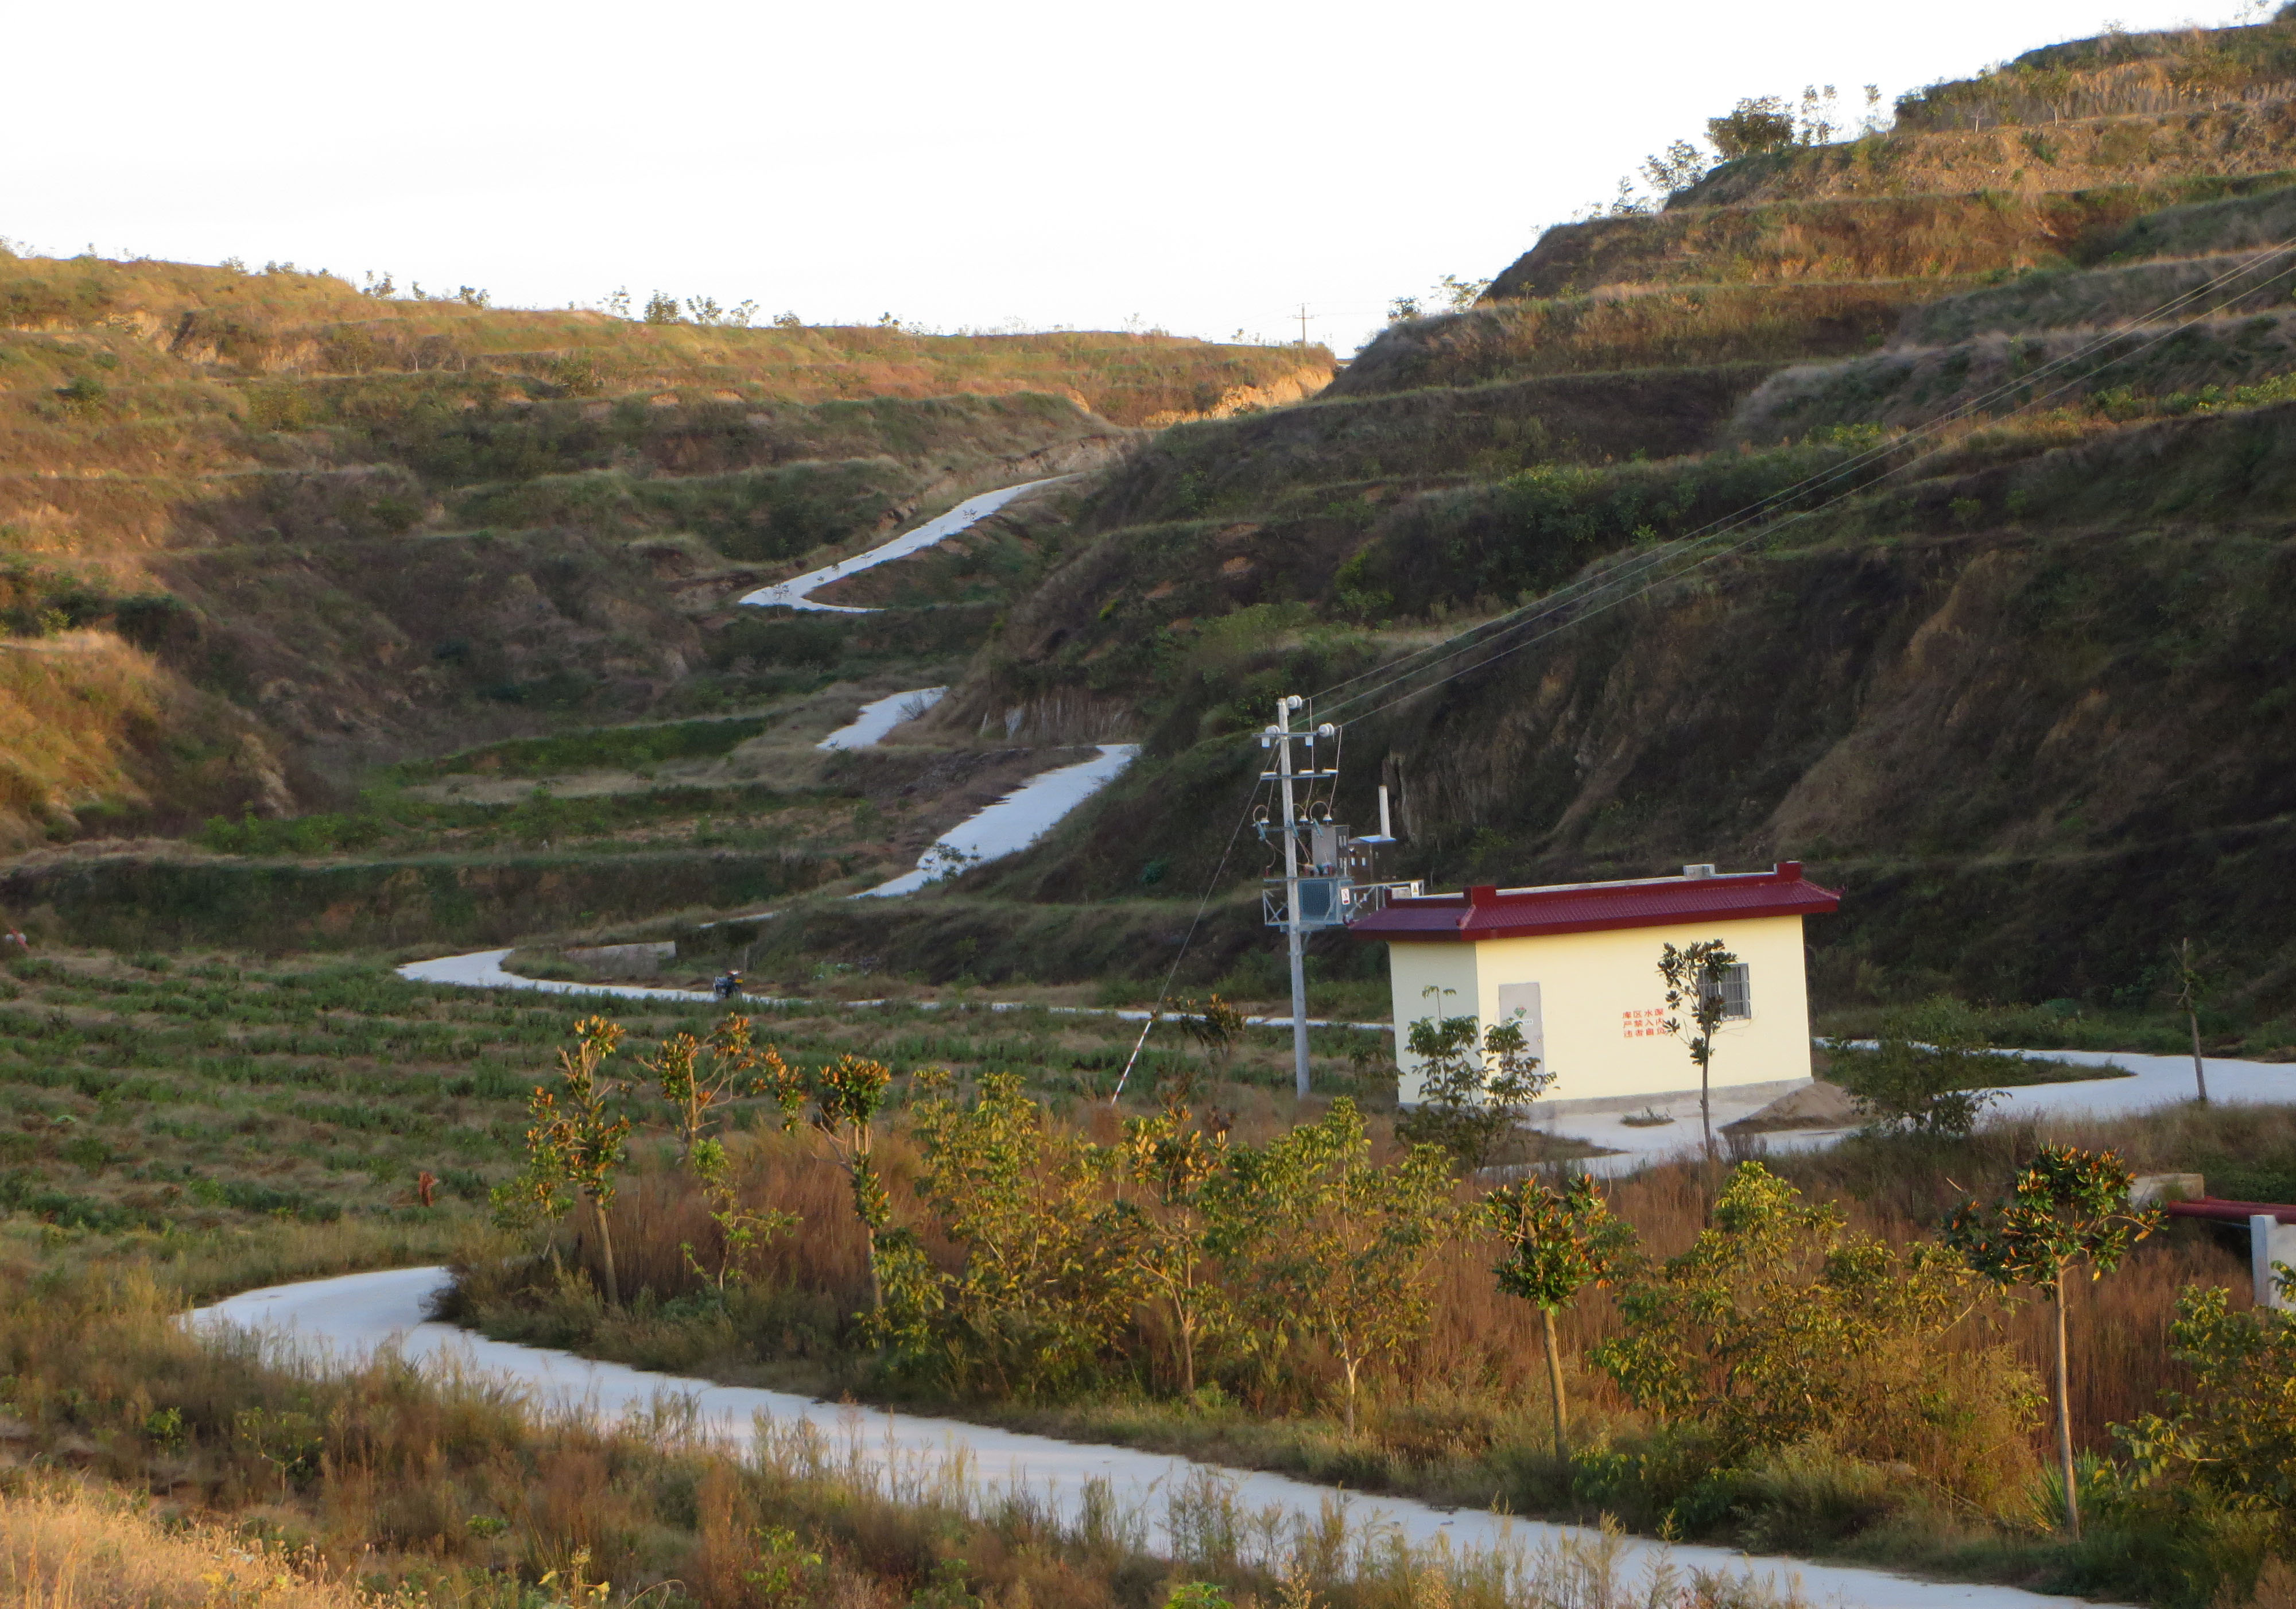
[1826,997,2014,1135]
[1591,1162,2043,1514]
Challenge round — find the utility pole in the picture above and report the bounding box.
[1273,693,1311,1099]
[1296,303,1310,348]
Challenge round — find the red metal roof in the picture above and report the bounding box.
[1349,862,1840,944]
[2166,1197,2296,1226]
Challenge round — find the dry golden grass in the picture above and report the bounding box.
[0,634,169,846]
[0,251,1329,431]
[1489,193,2149,302]
[1340,280,1973,397]
[1684,103,2296,207]
[0,1481,374,1609]
[1,1237,1749,1609]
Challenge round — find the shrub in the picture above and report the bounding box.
[1827,997,2009,1136]
[2118,1274,2296,1510]
[1592,1162,2043,1513]
[1707,96,1797,159]
[883,1069,1141,1398]
[1395,1007,1553,1172]
[53,375,107,418]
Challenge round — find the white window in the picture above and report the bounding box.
[1702,963,1753,1021]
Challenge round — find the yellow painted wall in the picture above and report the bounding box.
[1387,914,1814,1104]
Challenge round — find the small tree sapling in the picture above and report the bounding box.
[1944,1145,2161,1540]
[1487,1174,1638,1453]
[513,1015,633,1305]
[1659,940,1739,1168]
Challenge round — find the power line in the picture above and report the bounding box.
[1109,764,1269,1104]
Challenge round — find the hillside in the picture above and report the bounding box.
[907,10,2296,1029]
[0,251,1328,849]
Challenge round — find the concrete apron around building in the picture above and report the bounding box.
[191,1266,2130,1609]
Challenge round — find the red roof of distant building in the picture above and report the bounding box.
[1349,862,1840,944]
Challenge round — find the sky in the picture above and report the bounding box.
[1,0,2275,357]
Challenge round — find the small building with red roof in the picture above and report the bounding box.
[1349,861,1841,1106]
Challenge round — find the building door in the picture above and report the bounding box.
[1495,981,1545,1073]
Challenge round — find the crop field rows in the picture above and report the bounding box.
[0,951,1382,1235]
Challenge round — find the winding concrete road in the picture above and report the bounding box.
[739,480,1058,614]
[817,688,948,750]
[191,1267,2122,1609]
[862,742,1139,897]
[393,946,1382,1030]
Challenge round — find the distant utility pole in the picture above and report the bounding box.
[1267,694,1312,1098]
[1297,304,1310,347]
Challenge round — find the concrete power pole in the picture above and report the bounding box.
[1273,694,1311,1098]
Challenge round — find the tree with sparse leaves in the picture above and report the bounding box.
[2171,938,2210,1104]
[645,1015,801,1290]
[645,1012,784,1156]
[1176,994,1246,1072]
[1487,1174,1637,1454]
[505,1016,633,1305]
[1659,940,1739,1167]
[1640,138,1713,198]
[1122,1096,1232,1397]
[793,1053,896,1311]
[1944,1146,2161,1540]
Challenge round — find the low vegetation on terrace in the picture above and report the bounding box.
[0,947,1387,1234]
[0,250,1331,425]
[1895,11,2296,132]
[0,245,1329,851]
[1481,178,2296,302]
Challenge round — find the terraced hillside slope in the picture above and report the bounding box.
[926,12,2296,1028]
[0,251,1328,849]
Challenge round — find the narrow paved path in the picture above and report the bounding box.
[1558,1048,2296,1173]
[862,742,1139,896]
[191,1268,2122,1609]
[393,947,1383,1029]
[817,688,947,750]
[739,480,1058,614]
